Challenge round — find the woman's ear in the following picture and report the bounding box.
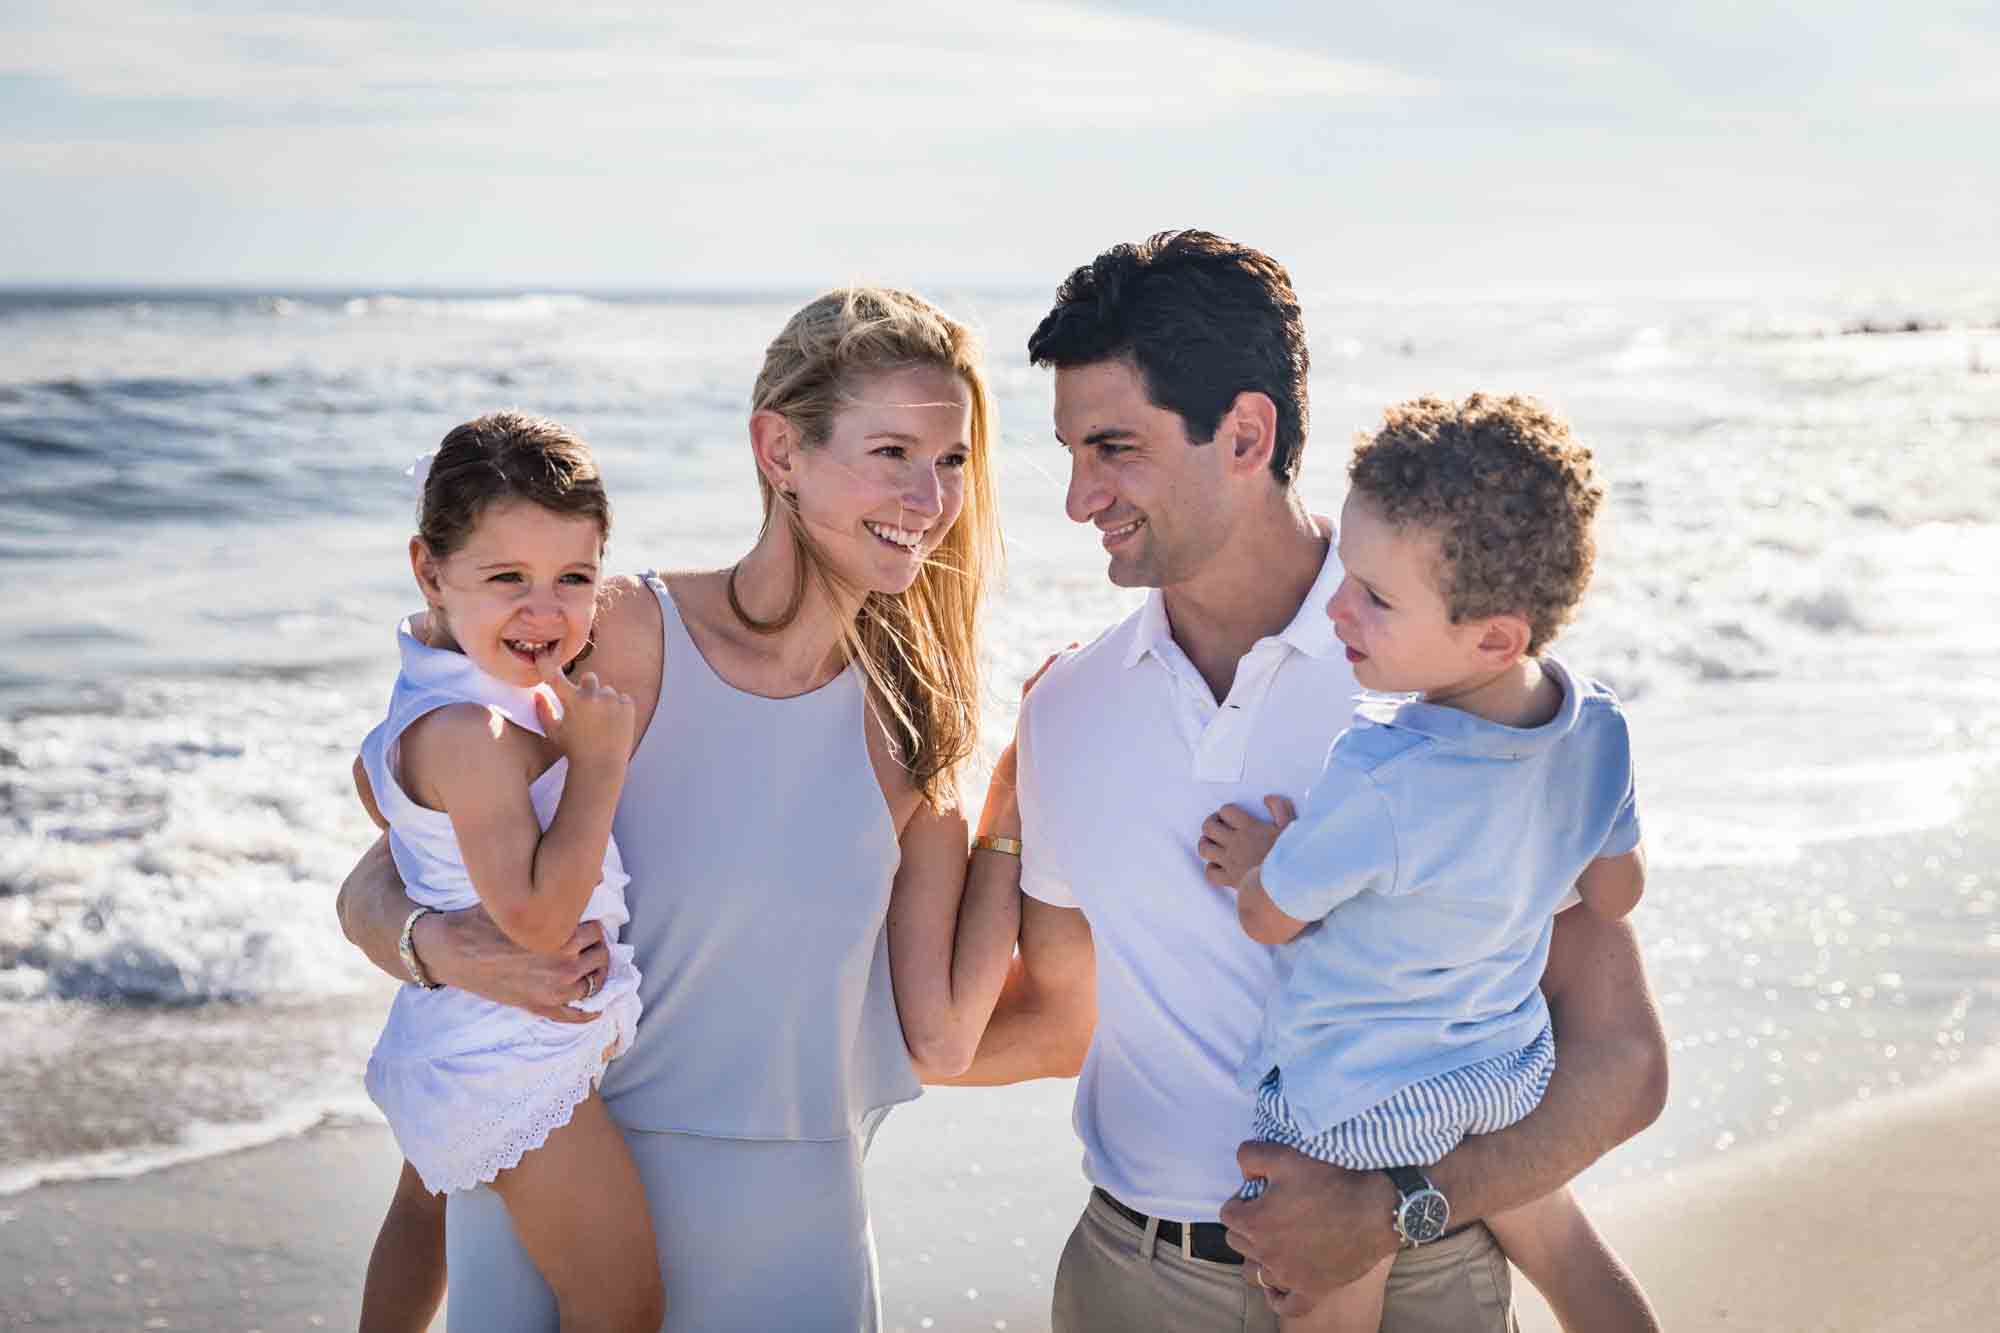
[749,409,799,497]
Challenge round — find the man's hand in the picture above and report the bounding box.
[416,907,611,1023]
[1219,1140,1400,1317]
[1198,795,1295,890]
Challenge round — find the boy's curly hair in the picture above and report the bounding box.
[1349,394,1602,653]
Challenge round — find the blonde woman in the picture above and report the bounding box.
[338,288,1024,1331]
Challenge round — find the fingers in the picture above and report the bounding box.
[1203,862,1234,889]
[1236,1137,1286,1178]
[1264,795,1297,828]
[1021,643,1077,697]
[535,649,579,696]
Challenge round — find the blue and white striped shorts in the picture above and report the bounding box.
[1237,1023,1555,1199]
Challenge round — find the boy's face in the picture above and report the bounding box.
[1327,491,1489,696]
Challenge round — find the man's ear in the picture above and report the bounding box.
[1473,613,1533,666]
[749,409,799,495]
[1216,391,1279,478]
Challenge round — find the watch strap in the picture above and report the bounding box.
[1383,1164,1432,1198]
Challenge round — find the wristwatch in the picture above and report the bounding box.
[398,906,443,990]
[1384,1165,1450,1246]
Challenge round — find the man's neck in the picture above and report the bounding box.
[1161,495,1327,702]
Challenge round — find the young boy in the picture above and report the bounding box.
[1200,393,1660,1332]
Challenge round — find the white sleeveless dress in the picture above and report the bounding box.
[360,619,643,1194]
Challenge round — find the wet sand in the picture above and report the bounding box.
[5,1062,1996,1331]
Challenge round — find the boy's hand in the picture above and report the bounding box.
[1199,795,1297,890]
[533,656,635,772]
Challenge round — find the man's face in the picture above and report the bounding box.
[1052,359,1231,589]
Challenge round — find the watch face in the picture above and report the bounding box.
[1401,1189,1450,1243]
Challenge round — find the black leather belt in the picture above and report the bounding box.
[1093,1187,1244,1265]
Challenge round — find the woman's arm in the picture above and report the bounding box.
[335,832,610,1024]
[885,744,1025,1081]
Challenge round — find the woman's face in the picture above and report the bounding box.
[790,364,973,595]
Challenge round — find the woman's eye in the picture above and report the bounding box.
[489,572,524,584]
[942,452,969,469]
[1367,589,1390,609]
[560,572,596,586]
[873,445,907,460]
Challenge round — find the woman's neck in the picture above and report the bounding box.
[726,526,858,691]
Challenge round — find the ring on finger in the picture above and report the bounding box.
[1255,1268,1268,1290]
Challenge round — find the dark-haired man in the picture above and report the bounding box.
[953,231,1668,1331]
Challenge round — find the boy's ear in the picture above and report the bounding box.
[1217,390,1278,478]
[410,535,444,605]
[749,409,799,495]
[1473,613,1533,665]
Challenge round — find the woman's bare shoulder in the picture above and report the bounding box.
[591,575,662,669]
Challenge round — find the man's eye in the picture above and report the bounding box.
[1368,589,1390,609]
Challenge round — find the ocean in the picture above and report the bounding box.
[3,281,1997,1261]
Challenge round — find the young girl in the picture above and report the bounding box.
[1202,395,1659,1332]
[352,411,664,1333]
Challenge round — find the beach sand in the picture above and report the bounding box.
[5,1062,1996,1332]
[1513,1057,2000,1333]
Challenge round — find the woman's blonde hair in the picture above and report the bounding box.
[749,287,1001,812]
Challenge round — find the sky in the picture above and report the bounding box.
[4,0,1996,290]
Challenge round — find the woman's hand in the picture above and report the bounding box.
[417,909,612,1023]
[1198,795,1297,890]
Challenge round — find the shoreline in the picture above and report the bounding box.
[4,1060,1996,1332]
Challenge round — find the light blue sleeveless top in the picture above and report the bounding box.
[597,573,921,1139]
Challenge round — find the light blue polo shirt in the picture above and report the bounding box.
[1244,656,1641,1137]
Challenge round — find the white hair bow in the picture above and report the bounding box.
[404,449,438,499]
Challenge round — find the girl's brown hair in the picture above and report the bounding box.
[750,288,1001,812]
[418,411,611,558]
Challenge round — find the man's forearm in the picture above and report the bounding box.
[1429,914,1668,1223]
[932,954,1091,1086]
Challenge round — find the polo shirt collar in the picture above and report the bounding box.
[1352,655,1584,759]
[1122,517,1343,670]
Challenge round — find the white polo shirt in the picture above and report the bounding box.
[1017,526,1359,1221]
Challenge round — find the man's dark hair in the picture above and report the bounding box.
[1026,229,1310,484]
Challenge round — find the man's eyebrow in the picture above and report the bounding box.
[1081,427,1139,446]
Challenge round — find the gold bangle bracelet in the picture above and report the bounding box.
[972,834,1023,857]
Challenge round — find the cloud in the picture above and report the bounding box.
[4,0,1433,143]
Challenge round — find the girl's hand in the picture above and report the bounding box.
[533,657,636,772]
[1199,795,1297,890]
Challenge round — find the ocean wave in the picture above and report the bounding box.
[0,676,387,1007]
[341,292,609,321]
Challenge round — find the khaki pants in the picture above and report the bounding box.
[1052,1189,1516,1333]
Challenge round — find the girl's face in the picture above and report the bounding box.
[786,364,972,596]
[413,498,604,688]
